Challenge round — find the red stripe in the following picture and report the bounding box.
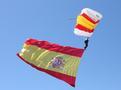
[24,38,84,57]
[75,24,94,33]
[81,13,99,24]
[17,53,76,87]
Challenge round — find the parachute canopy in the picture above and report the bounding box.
[74,8,103,37]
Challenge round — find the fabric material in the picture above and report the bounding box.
[74,28,93,37]
[81,13,99,24]
[75,24,94,33]
[81,8,103,22]
[17,38,84,87]
[74,8,103,37]
[76,16,97,30]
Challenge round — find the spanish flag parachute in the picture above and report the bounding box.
[74,8,103,37]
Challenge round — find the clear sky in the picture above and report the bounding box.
[0,0,121,90]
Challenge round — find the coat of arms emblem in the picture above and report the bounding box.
[48,56,65,70]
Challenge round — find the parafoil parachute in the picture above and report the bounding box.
[74,8,103,37]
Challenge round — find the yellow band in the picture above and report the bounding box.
[77,16,97,30]
[19,44,81,77]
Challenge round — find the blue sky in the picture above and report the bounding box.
[0,0,121,90]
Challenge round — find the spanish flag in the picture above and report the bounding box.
[17,38,84,87]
